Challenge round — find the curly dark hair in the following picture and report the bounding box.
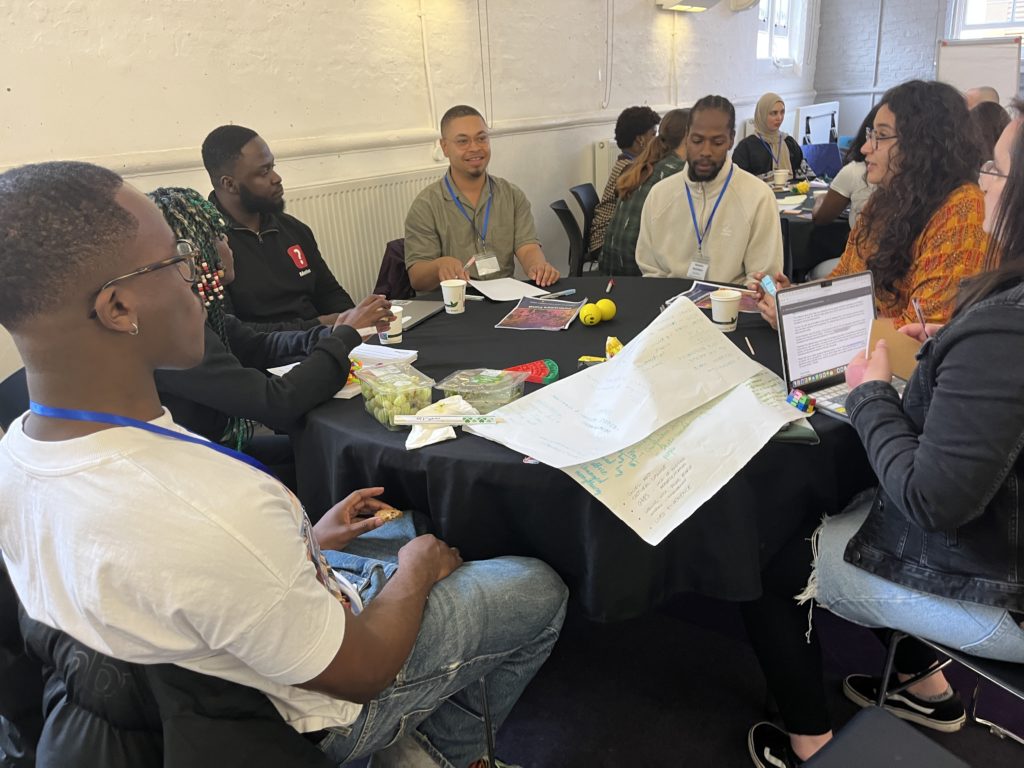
[202,125,258,186]
[614,106,661,150]
[855,80,982,305]
[0,161,137,330]
[616,108,690,199]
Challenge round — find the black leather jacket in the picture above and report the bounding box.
[844,281,1024,613]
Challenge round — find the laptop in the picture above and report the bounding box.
[390,299,444,330]
[776,271,906,421]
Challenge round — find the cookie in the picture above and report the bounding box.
[375,508,403,523]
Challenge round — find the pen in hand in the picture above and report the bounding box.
[911,298,930,338]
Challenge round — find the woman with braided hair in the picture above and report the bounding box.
[151,187,392,489]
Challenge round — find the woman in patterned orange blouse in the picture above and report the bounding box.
[758,80,989,329]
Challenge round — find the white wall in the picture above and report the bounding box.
[814,0,950,136]
[1,0,819,274]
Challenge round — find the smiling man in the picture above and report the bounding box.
[634,95,782,286]
[404,105,560,292]
[202,125,355,328]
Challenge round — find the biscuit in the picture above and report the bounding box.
[375,508,403,523]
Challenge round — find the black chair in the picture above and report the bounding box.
[878,631,1024,745]
[550,200,587,277]
[569,183,600,253]
[373,238,416,300]
[804,706,969,767]
[0,368,28,434]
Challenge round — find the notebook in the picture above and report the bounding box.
[775,271,905,421]
[390,299,444,330]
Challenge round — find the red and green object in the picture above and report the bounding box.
[505,359,559,384]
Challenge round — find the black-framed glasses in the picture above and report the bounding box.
[864,127,899,150]
[980,160,1008,180]
[87,240,199,318]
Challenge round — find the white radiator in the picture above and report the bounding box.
[284,168,442,300]
[592,139,620,190]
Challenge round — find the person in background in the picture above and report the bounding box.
[405,105,560,292]
[745,109,1024,768]
[635,95,782,285]
[757,80,989,329]
[732,92,813,183]
[599,108,689,276]
[970,100,1011,163]
[150,188,391,490]
[589,106,661,255]
[202,125,355,330]
[964,85,1000,110]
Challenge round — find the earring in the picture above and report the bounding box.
[129,322,140,336]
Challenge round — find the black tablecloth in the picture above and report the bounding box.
[293,277,874,621]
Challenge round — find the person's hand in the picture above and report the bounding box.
[335,295,394,332]
[751,272,791,330]
[527,261,560,288]
[318,313,341,326]
[845,339,892,390]
[899,322,943,344]
[397,534,463,584]
[436,257,470,283]
[313,487,394,551]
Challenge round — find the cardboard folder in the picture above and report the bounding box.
[870,319,922,381]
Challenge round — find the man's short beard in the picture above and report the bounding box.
[239,184,285,216]
[688,161,724,182]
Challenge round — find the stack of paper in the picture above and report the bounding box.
[468,277,549,302]
[268,343,418,399]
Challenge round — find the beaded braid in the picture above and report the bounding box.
[147,187,254,451]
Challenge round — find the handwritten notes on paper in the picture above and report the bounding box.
[467,298,761,468]
[564,369,803,545]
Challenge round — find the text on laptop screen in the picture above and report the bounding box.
[778,273,875,389]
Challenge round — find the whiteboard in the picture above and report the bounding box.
[936,38,1021,105]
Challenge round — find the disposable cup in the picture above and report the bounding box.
[773,169,790,187]
[710,289,741,333]
[379,305,404,345]
[441,279,467,315]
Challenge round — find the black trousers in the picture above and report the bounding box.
[740,520,938,735]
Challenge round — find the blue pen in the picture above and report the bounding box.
[540,288,576,299]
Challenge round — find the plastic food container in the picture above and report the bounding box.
[355,364,435,430]
[435,369,530,414]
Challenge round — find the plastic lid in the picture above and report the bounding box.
[354,363,434,394]
[436,368,529,394]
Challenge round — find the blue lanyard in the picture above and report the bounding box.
[685,165,733,257]
[28,401,272,476]
[758,134,782,167]
[444,174,494,249]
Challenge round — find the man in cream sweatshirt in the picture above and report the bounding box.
[635,95,783,285]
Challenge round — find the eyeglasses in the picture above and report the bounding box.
[864,127,899,150]
[88,240,199,318]
[980,160,1008,180]
[451,134,490,150]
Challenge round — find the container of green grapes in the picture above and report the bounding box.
[435,368,530,414]
[354,363,435,430]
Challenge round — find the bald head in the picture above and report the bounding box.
[966,86,1000,110]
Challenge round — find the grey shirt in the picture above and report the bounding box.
[404,172,540,280]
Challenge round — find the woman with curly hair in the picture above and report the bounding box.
[758,80,989,329]
[150,187,391,488]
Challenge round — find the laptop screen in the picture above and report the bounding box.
[776,272,875,389]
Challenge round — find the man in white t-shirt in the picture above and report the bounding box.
[634,95,783,285]
[0,161,567,767]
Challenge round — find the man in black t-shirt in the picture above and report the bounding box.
[201,125,356,328]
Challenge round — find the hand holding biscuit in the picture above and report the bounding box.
[314,486,396,551]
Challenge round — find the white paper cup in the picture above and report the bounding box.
[773,169,790,187]
[441,279,467,315]
[710,288,741,332]
[379,305,404,345]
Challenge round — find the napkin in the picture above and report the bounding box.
[405,395,480,450]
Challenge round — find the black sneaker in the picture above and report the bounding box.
[748,722,803,767]
[843,674,966,732]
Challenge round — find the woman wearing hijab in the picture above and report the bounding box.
[732,92,813,182]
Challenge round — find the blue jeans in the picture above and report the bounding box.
[815,500,1024,663]
[319,516,568,767]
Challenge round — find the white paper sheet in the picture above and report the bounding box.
[468,277,549,302]
[563,369,804,545]
[466,298,761,467]
[267,344,418,400]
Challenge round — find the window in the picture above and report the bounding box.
[757,0,798,64]
[950,0,1024,41]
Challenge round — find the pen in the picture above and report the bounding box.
[606,278,615,294]
[464,255,477,274]
[744,336,755,357]
[540,288,577,299]
[465,294,485,302]
[911,297,930,338]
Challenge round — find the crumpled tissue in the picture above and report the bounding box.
[405,395,480,450]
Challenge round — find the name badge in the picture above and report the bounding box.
[474,254,500,276]
[686,260,709,280]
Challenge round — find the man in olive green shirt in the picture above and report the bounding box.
[404,105,560,292]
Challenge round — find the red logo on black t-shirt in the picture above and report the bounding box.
[287,245,309,270]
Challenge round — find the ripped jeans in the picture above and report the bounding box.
[317,516,569,767]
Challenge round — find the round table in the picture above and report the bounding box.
[293,276,874,621]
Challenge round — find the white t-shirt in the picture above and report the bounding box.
[0,409,359,733]
[829,161,875,230]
